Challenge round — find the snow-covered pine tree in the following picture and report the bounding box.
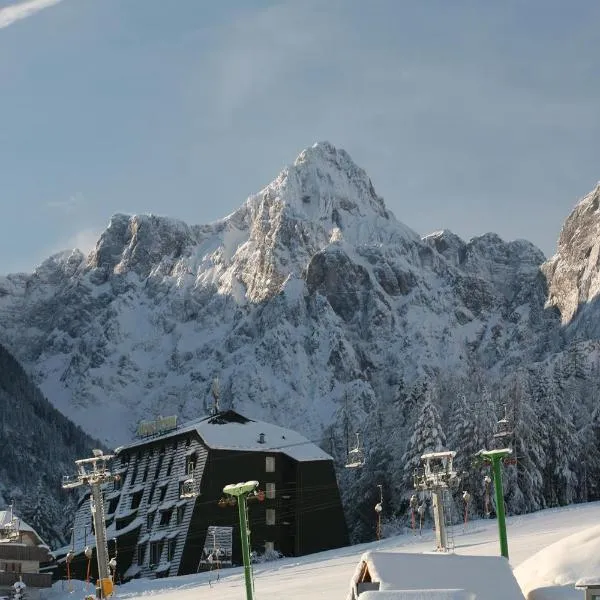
[538,371,578,506]
[577,404,600,502]
[506,370,546,513]
[447,387,495,517]
[401,389,447,495]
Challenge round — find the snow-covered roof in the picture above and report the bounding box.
[0,511,46,546]
[359,592,474,599]
[352,552,523,600]
[420,451,456,460]
[120,410,332,462]
[514,523,600,597]
[123,564,142,579]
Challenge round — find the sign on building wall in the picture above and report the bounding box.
[136,415,178,438]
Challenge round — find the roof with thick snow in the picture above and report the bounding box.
[120,410,332,462]
[351,552,523,600]
[0,511,46,546]
[359,591,474,599]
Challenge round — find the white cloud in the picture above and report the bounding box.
[0,0,64,30]
[46,193,87,215]
[67,228,99,255]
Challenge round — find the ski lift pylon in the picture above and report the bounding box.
[345,432,365,468]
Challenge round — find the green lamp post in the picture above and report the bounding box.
[223,480,259,600]
[478,448,512,559]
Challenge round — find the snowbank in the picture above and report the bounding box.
[359,591,475,599]
[513,523,600,599]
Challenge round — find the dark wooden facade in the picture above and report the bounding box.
[54,411,348,582]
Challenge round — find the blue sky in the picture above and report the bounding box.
[1,0,599,273]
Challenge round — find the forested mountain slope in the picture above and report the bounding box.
[0,342,101,547]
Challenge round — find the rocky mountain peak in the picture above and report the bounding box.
[543,182,600,324]
[422,230,467,267]
[223,143,420,302]
[87,213,195,281]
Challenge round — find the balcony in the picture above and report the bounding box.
[0,572,52,588]
[0,546,51,562]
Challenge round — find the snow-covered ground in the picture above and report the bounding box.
[46,502,600,600]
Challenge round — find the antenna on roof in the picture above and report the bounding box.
[211,378,220,415]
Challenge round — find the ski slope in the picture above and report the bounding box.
[47,502,600,600]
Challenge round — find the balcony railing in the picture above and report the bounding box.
[0,545,51,562]
[0,572,52,588]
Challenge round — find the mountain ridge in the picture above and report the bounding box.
[0,142,558,449]
[4,141,600,539]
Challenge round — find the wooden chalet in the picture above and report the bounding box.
[0,510,52,599]
[54,410,348,582]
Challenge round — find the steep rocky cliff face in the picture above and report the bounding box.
[543,183,600,335]
[0,143,560,448]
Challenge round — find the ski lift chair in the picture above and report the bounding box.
[345,432,365,468]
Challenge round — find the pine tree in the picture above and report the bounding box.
[401,392,447,494]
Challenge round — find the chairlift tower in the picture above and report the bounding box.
[413,450,458,552]
[62,450,119,599]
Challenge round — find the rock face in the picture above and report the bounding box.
[543,183,600,329]
[0,142,560,446]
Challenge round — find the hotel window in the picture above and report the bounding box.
[166,458,174,477]
[168,537,177,561]
[130,465,138,485]
[150,541,163,566]
[186,452,197,474]
[265,456,275,473]
[160,509,172,527]
[137,543,146,565]
[158,484,168,502]
[107,497,119,515]
[266,482,276,499]
[155,454,164,480]
[176,505,186,525]
[147,511,155,529]
[266,509,276,526]
[147,481,157,505]
[130,490,143,510]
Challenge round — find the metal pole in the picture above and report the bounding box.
[224,481,258,600]
[431,490,447,551]
[491,455,509,559]
[237,496,254,600]
[91,483,112,598]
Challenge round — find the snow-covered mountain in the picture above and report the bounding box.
[0,142,560,447]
